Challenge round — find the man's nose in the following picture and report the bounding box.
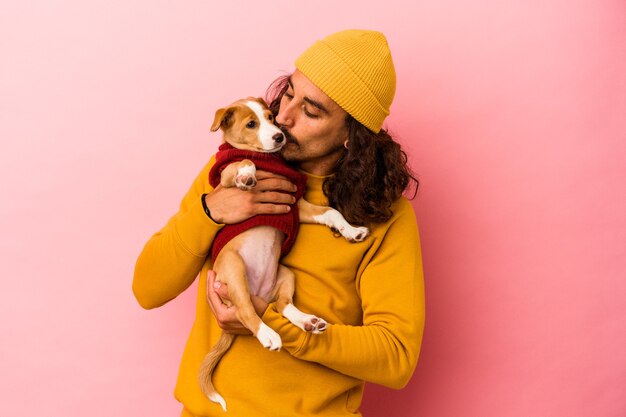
[276,101,294,127]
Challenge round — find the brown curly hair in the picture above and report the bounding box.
[266,75,418,226]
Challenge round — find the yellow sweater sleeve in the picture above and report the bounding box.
[262,199,425,389]
[133,158,223,309]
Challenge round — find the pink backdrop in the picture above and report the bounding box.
[1,1,624,416]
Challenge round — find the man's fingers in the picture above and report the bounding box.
[206,271,225,309]
[213,280,230,300]
[255,170,288,180]
[206,271,251,334]
[252,204,291,215]
[254,177,297,193]
[207,272,231,306]
[252,191,296,205]
[206,270,217,302]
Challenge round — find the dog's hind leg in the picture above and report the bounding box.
[215,250,282,350]
[275,265,327,334]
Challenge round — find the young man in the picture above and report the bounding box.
[134,29,425,417]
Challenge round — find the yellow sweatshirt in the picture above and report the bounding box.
[133,157,425,417]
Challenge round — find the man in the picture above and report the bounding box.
[134,29,425,417]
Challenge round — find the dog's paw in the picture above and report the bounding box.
[256,323,282,351]
[235,174,256,190]
[315,209,369,242]
[235,163,257,190]
[283,304,328,334]
[305,316,328,334]
[296,313,328,334]
[339,225,370,242]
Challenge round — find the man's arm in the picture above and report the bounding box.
[132,159,222,309]
[133,158,298,309]
[262,199,425,388]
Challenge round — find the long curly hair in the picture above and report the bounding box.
[266,75,419,226]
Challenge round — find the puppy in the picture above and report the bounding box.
[199,97,368,411]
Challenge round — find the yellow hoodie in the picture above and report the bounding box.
[133,157,425,417]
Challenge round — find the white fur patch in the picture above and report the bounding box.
[313,209,370,242]
[246,100,283,151]
[209,392,227,412]
[237,163,256,178]
[256,322,282,351]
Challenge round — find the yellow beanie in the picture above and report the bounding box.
[295,29,396,133]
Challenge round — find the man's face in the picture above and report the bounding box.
[276,70,349,176]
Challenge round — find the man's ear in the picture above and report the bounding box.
[210,106,236,132]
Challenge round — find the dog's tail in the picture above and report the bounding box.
[198,332,235,412]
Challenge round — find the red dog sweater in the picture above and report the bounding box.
[208,143,308,262]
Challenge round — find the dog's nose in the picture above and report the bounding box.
[273,133,285,144]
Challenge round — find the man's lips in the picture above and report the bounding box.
[280,128,297,144]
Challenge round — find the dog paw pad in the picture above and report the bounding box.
[235,175,256,190]
[342,226,369,242]
[306,317,328,334]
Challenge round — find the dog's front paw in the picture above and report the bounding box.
[235,174,257,190]
[235,162,257,190]
[339,225,370,242]
[316,209,370,242]
[256,323,282,351]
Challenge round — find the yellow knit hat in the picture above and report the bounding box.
[295,29,396,133]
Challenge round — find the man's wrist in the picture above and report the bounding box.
[201,193,220,223]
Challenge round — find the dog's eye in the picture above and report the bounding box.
[268,114,274,121]
[246,121,257,129]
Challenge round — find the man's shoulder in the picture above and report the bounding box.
[368,196,417,234]
[391,196,416,217]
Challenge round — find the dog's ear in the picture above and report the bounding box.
[254,97,268,107]
[210,106,236,132]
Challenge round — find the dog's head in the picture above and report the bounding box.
[210,97,285,153]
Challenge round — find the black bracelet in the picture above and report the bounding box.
[201,193,217,222]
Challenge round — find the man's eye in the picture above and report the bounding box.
[304,108,319,119]
[246,121,257,128]
[284,91,294,99]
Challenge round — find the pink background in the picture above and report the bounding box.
[1,1,624,416]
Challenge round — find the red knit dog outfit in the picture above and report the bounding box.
[208,143,308,262]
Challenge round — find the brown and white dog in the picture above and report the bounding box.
[198,97,368,411]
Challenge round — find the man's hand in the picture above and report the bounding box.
[206,270,269,335]
[204,170,297,224]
